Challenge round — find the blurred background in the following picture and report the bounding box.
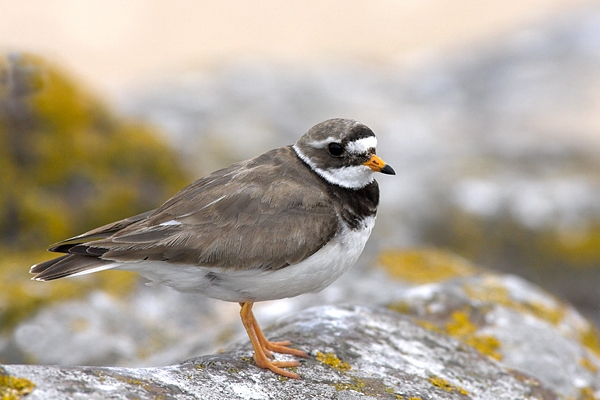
[1,0,600,367]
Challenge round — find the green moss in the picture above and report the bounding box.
[0,53,190,330]
[378,249,477,284]
[0,53,189,249]
[315,351,351,371]
[0,372,35,399]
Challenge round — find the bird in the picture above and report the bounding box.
[29,118,395,379]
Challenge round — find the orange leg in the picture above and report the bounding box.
[252,315,309,359]
[239,301,307,379]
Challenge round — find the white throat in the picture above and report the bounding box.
[292,145,375,189]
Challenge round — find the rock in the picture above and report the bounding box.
[2,305,558,400]
[3,250,600,399]
[381,249,600,399]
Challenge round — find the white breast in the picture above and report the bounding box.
[122,216,376,303]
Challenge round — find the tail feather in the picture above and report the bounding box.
[30,210,153,281]
[30,254,115,281]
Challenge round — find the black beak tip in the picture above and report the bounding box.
[381,164,396,175]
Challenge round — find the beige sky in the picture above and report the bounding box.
[0,0,598,99]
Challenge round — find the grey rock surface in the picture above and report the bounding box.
[4,257,600,399]
[386,273,600,399]
[3,305,558,400]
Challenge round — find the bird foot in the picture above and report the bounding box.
[261,340,309,359]
[240,301,309,379]
[253,355,301,379]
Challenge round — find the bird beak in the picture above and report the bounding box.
[363,155,396,175]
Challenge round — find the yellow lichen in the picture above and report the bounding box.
[463,279,566,327]
[444,310,502,361]
[385,387,423,400]
[416,309,502,360]
[580,357,599,374]
[578,386,600,400]
[463,280,507,303]
[428,375,468,395]
[415,320,444,333]
[463,335,502,361]
[526,301,565,326]
[445,311,477,337]
[388,301,412,315]
[334,377,365,392]
[378,249,477,284]
[113,375,157,393]
[541,227,600,268]
[424,205,600,275]
[580,325,600,359]
[316,351,351,371]
[124,378,144,386]
[0,374,36,399]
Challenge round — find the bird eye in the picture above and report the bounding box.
[328,143,344,156]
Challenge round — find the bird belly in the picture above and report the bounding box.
[125,216,375,302]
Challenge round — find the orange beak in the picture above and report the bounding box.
[363,155,395,175]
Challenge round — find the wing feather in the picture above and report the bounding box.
[48,147,339,272]
[48,210,155,253]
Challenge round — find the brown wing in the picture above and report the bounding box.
[47,210,155,253]
[61,147,339,272]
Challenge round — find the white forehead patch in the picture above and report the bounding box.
[308,136,378,154]
[346,136,377,155]
[307,136,337,148]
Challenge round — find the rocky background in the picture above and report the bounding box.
[1,2,600,399]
